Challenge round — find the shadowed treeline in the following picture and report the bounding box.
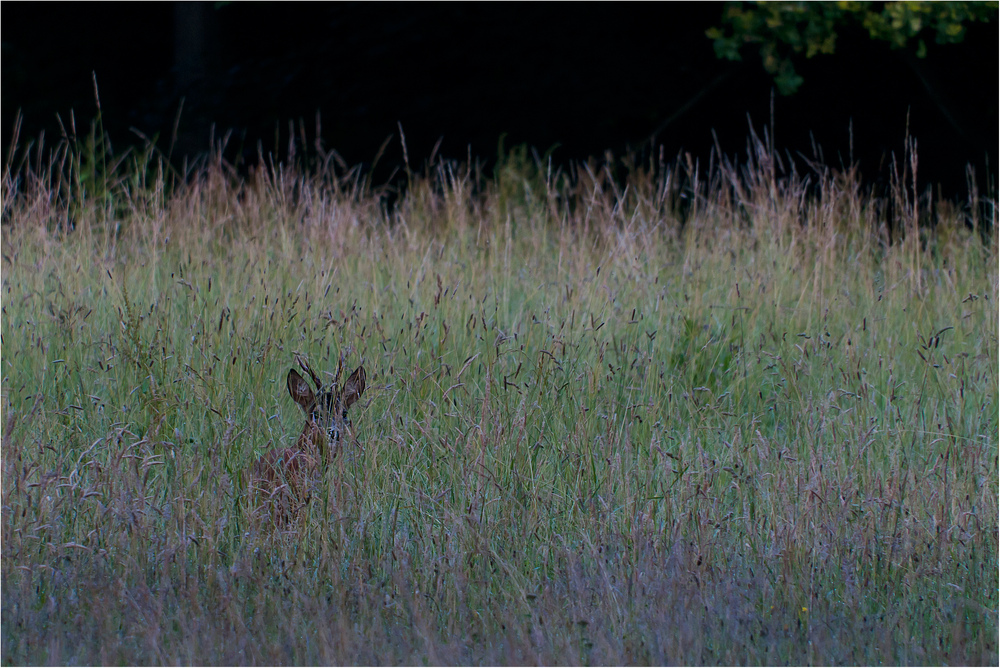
[3,3,996,200]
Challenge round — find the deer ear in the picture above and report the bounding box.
[287,369,315,410]
[342,366,366,408]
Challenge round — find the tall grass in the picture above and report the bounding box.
[1,118,997,665]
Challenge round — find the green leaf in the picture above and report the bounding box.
[707,1,998,95]
[712,36,743,61]
[775,70,804,95]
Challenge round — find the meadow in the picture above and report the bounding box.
[1,120,997,664]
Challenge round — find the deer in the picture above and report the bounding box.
[248,357,366,524]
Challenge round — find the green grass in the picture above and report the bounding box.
[1,125,997,665]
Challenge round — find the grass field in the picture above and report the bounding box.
[2,123,997,664]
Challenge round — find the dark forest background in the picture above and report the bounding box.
[2,2,997,199]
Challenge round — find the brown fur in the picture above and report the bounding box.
[249,364,366,524]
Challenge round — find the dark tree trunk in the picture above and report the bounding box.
[174,2,208,93]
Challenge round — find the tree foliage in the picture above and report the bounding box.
[707,1,998,94]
